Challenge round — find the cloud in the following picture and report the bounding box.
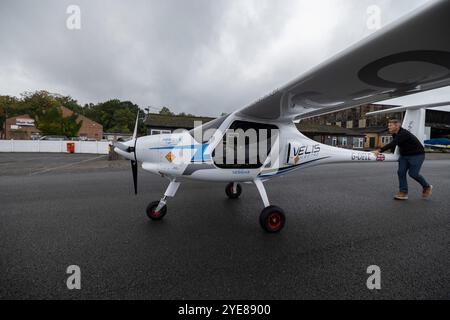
[1,0,448,116]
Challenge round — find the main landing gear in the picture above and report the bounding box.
[146,178,286,233]
[225,180,286,233]
[253,179,286,233]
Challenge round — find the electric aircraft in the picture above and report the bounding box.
[115,0,450,233]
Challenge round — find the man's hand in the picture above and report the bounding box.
[372,150,380,156]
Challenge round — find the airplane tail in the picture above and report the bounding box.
[366,101,450,146]
[401,108,426,145]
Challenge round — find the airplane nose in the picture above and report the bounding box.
[114,139,136,161]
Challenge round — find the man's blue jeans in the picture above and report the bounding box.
[398,154,430,193]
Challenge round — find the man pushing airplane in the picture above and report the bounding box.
[373,119,433,201]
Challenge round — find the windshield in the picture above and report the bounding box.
[189,115,228,143]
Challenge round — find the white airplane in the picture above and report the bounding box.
[115,0,450,233]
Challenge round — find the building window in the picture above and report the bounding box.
[381,136,393,145]
[151,129,172,135]
[359,119,366,128]
[341,137,348,146]
[332,137,337,147]
[353,138,364,149]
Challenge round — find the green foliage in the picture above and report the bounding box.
[0,95,20,130]
[159,106,174,116]
[1,90,199,138]
[82,99,145,134]
[1,91,84,137]
[35,106,82,137]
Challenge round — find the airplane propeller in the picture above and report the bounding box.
[113,112,140,195]
[130,112,139,195]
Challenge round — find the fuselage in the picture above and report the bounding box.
[115,113,398,183]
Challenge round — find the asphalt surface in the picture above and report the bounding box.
[1,153,449,299]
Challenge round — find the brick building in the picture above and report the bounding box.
[60,106,103,140]
[2,106,103,140]
[3,114,41,140]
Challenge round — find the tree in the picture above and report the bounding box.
[81,99,146,134]
[159,107,174,116]
[35,106,81,137]
[54,95,83,114]
[20,91,60,117]
[0,95,20,133]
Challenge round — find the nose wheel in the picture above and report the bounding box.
[146,201,167,220]
[260,206,286,233]
[225,182,242,199]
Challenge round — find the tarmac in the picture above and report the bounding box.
[0,152,449,299]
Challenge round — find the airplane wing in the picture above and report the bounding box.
[236,0,450,122]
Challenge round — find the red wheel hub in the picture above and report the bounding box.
[267,213,282,230]
[151,209,160,217]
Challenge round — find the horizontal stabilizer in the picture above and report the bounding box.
[366,101,450,117]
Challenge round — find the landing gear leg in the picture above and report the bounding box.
[146,179,180,221]
[226,182,242,199]
[254,179,286,233]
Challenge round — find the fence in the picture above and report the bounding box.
[0,140,111,155]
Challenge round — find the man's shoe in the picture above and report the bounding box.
[394,192,409,200]
[422,185,433,199]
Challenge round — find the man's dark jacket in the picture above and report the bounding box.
[380,127,425,156]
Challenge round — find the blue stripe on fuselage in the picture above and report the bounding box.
[150,144,211,162]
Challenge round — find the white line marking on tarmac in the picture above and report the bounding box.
[29,155,107,176]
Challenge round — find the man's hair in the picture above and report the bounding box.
[388,119,401,125]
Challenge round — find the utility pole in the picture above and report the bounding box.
[2,105,7,140]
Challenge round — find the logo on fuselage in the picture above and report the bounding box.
[165,152,176,163]
[292,144,321,163]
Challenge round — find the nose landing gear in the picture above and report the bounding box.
[225,182,242,199]
[145,179,179,221]
[146,201,167,220]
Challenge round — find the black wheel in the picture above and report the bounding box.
[146,201,167,221]
[259,206,286,233]
[225,183,242,199]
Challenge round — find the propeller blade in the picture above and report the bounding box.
[132,111,139,140]
[114,141,129,152]
[131,160,138,195]
[123,112,139,195]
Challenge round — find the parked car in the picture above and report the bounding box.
[39,135,68,141]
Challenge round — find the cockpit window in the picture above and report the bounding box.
[213,120,279,169]
[189,115,228,143]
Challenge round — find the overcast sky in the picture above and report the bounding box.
[1,0,449,116]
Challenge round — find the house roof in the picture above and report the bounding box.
[7,114,34,120]
[59,106,103,129]
[144,113,215,129]
[351,126,388,134]
[296,123,365,136]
